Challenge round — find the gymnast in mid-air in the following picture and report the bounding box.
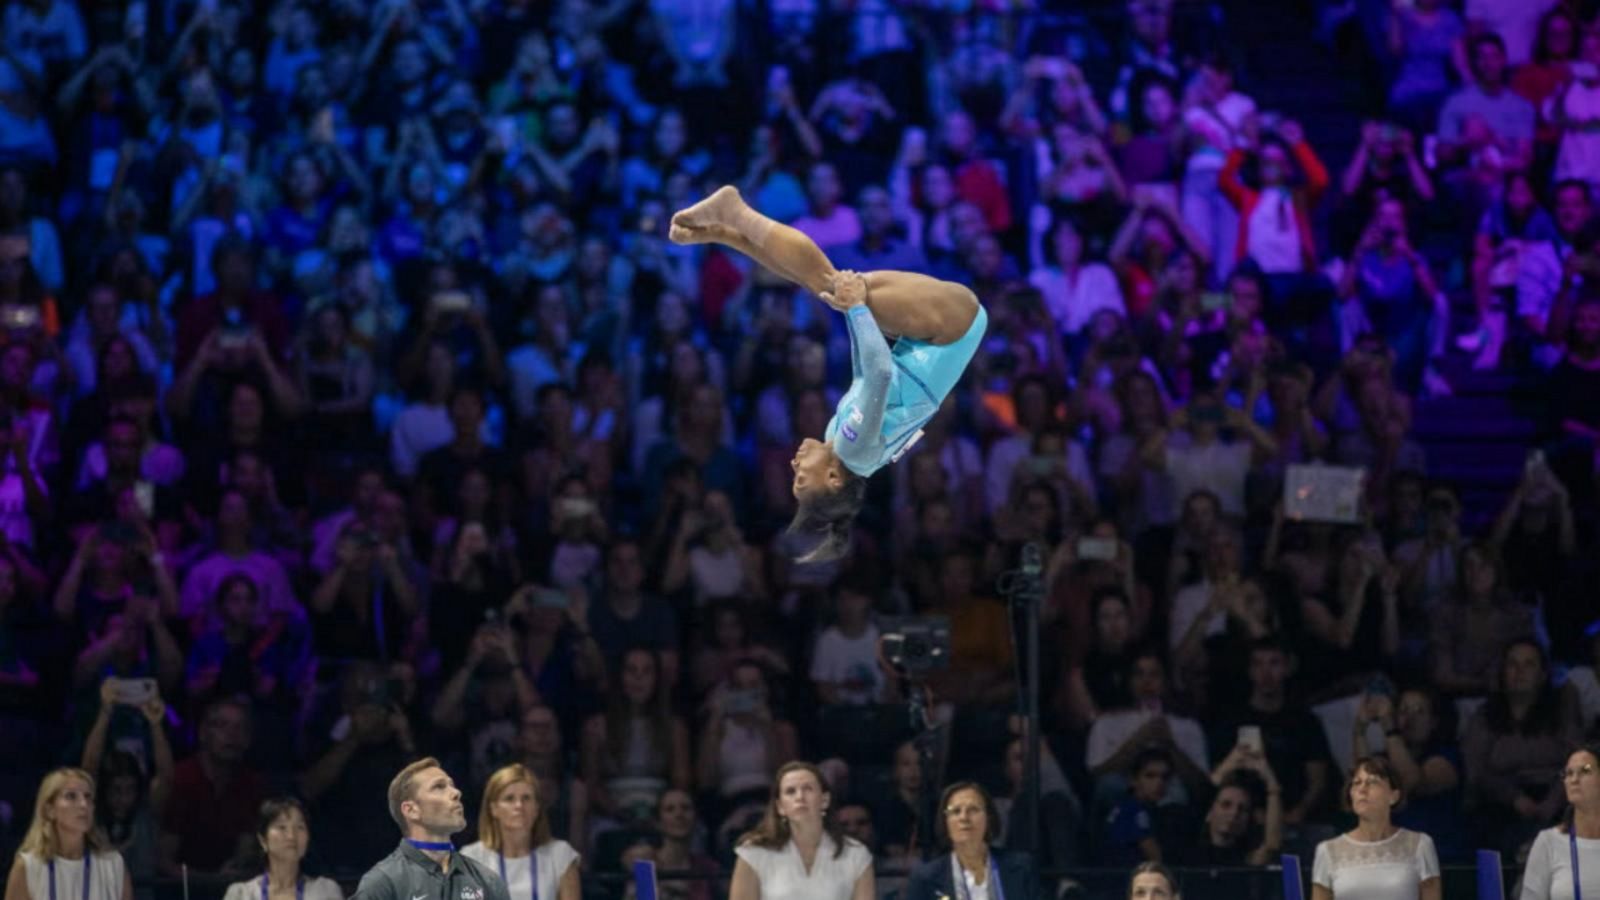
[669,186,988,561]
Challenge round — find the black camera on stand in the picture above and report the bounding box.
[878,616,951,675]
[876,616,951,862]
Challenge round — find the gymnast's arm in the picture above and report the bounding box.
[834,304,894,475]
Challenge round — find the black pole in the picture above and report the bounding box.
[1019,542,1043,858]
[997,543,1045,856]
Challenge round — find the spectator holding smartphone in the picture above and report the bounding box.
[696,659,798,834]
[299,662,419,871]
[1339,197,1444,393]
[1141,389,1278,522]
[430,621,538,794]
[1087,651,1211,797]
[81,679,171,892]
[1353,685,1467,862]
[184,572,303,708]
[1208,639,1333,829]
[1176,744,1282,873]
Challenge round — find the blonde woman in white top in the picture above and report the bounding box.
[4,768,131,900]
[220,799,343,900]
[461,764,580,900]
[730,761,873,900]
[1312,755,1440,900]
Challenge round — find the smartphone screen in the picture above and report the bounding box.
[1237,725,1263,753]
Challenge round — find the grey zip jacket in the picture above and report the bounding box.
[352,841,511,900]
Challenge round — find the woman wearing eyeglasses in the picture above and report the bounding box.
[905,782,1040,900]
[1519,746,1600,900]
[1311,756,1440,900]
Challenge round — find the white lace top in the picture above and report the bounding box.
[1312,828,1440,900]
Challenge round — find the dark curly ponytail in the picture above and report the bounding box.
[787,467,867,563]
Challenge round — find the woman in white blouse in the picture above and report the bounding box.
[462,764,581,900]
[4,768,131,900]
[220,799,343,900]
[1312,756,1440,900]
[730,761,873,900]
[1519,746,1600,900]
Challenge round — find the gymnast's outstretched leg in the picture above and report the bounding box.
[670,186,979,345]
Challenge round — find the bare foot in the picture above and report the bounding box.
[670,185,745,235]
[668,222,712,245]
[669,221,738,246]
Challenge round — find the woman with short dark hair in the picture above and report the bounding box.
[904,782,1040,900]
[1311,757,1440,900]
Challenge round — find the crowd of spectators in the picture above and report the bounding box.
[1,0,1600,897]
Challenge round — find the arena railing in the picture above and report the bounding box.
[132,861,1504,900]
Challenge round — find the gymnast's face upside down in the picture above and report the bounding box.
[791,436,844,501]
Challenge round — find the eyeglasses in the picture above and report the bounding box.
[944,805,985,819]
[1563,764,1597,781]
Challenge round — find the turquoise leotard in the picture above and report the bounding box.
[825,302,988,477]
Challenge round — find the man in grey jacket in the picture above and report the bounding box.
[352,758,511,900]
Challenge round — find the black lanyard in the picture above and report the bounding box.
[497,852,538,900]
[47,857,90,900]
[259,874,305,900]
